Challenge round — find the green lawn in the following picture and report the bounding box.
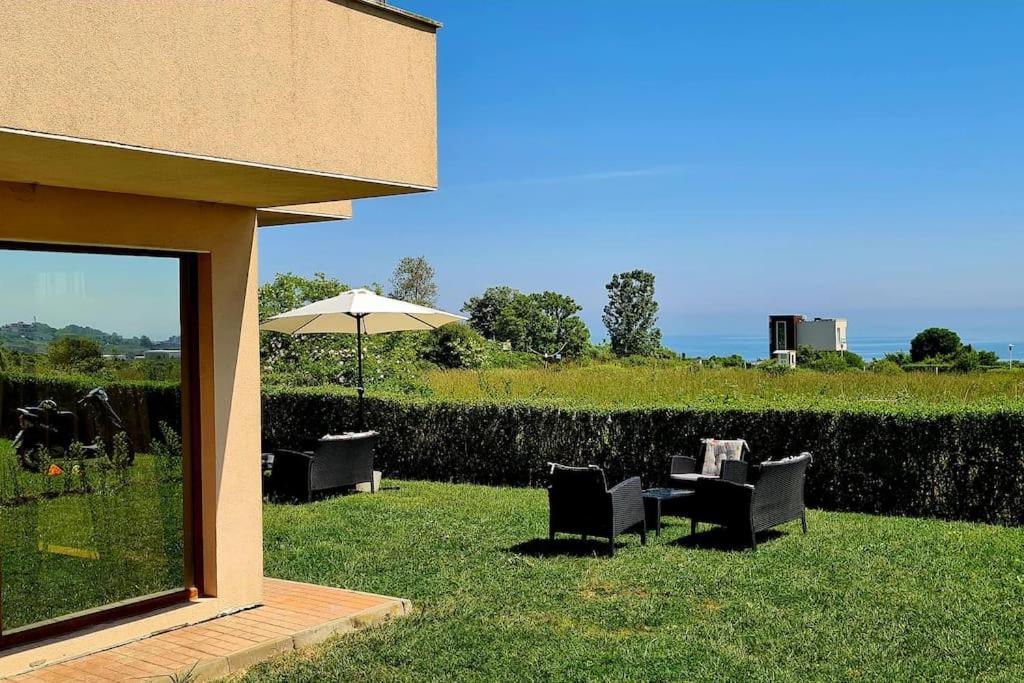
[247,480,1024,682]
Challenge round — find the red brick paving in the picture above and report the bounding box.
[3,578,410,682]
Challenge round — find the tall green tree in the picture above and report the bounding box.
[463,286,520,339]
[388,256,438,307]
[496,291,590,360]
[259,271,346,321]
[910,327,962,362]
[602,270,662,357]
[47,336,103,371]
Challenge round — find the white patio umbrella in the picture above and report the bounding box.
[260,288,466,427]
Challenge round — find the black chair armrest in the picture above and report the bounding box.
[608,476,642,507]
[670,456,698,476]
[694,477,755,506]
[720,460,749,484]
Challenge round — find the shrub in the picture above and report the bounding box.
[798,345,864,371]
[911,328,962,362]
[868,359,903,374]
[262,388,1024,526]
[47,336,103,373]
[884,351,912,367]
[759,360,791,377]
[952,349,983,374]
[421,324,487,369]
[705,354,746,369]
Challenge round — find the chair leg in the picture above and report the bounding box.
[750,529,758,551]
[640,520,647,546]
[609,536,616,557]
[801,511,808,534]
[581,534,587,542]
[690,519,698,535]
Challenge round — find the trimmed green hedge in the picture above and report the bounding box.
[5,374,1022,526]
[263,388,1024,527]
[0,372,180,451]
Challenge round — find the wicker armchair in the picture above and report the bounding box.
[670,439,750,488]
[271,431,378,502]
[547,464,646,556]
[688,452,811,550]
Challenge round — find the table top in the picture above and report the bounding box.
[643,487,694,500]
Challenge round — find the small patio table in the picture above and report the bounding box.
[642,488,694,536]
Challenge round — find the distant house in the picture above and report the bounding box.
[143,349,181,360]
[769,315,848,355]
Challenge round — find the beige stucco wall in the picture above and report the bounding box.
[0,0,437,189]
[0,181,264,608]
[258,200,353,227]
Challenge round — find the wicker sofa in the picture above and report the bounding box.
[547,463,646,556]
[688,452,811,550]
[271,431,378,502]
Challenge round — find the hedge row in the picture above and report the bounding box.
[0,373,180,451]
[263,388,1024,527]
[4,374,1022,526]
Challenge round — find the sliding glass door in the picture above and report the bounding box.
[0,243,200,645]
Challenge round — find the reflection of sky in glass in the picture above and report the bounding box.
[0,250,179,338]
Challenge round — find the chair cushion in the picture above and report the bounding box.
[700,439,749,477]
[670,473,702,483]
[549,464,608,496]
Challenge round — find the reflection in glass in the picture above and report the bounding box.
[0,249,184,632]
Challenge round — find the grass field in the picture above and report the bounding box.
[245,480,1024,682]
[0,439,184,631]
[413,366,1024,412]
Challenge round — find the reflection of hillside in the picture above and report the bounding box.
[0,320,180,356]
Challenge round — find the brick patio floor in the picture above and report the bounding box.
[3,578,411,682]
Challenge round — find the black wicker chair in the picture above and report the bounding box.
[271,432,378,502]
[669,439,751,488]
[688,452,811,550]
[547,463,646,556]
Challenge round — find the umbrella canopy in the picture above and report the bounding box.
[259,288,465,335]
[260,288,466,429]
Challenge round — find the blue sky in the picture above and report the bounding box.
[3,2,1020,348]
[0,251,180,339]
[260,0,1024,345]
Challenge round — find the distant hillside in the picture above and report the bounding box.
[0,321,180,356]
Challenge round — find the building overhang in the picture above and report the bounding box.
[0,129,431,209]
[257,201,352,227]
[0,0,439,208]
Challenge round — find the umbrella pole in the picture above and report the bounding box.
[356,314,365,430]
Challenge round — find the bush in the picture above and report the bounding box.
[911,328,962,362]
[868,359,903,374]
[47,336,103,373]
[884,351,912,367]
[758,360,791,377]
[262,387,1024,526]
[420,324,486,369]
[952,349,982,374]
[797,345,864,371]
[705,354,746,369]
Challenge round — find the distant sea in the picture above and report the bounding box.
[663,334,1019,362]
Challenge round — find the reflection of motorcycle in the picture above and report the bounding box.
[13,388,135,471]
